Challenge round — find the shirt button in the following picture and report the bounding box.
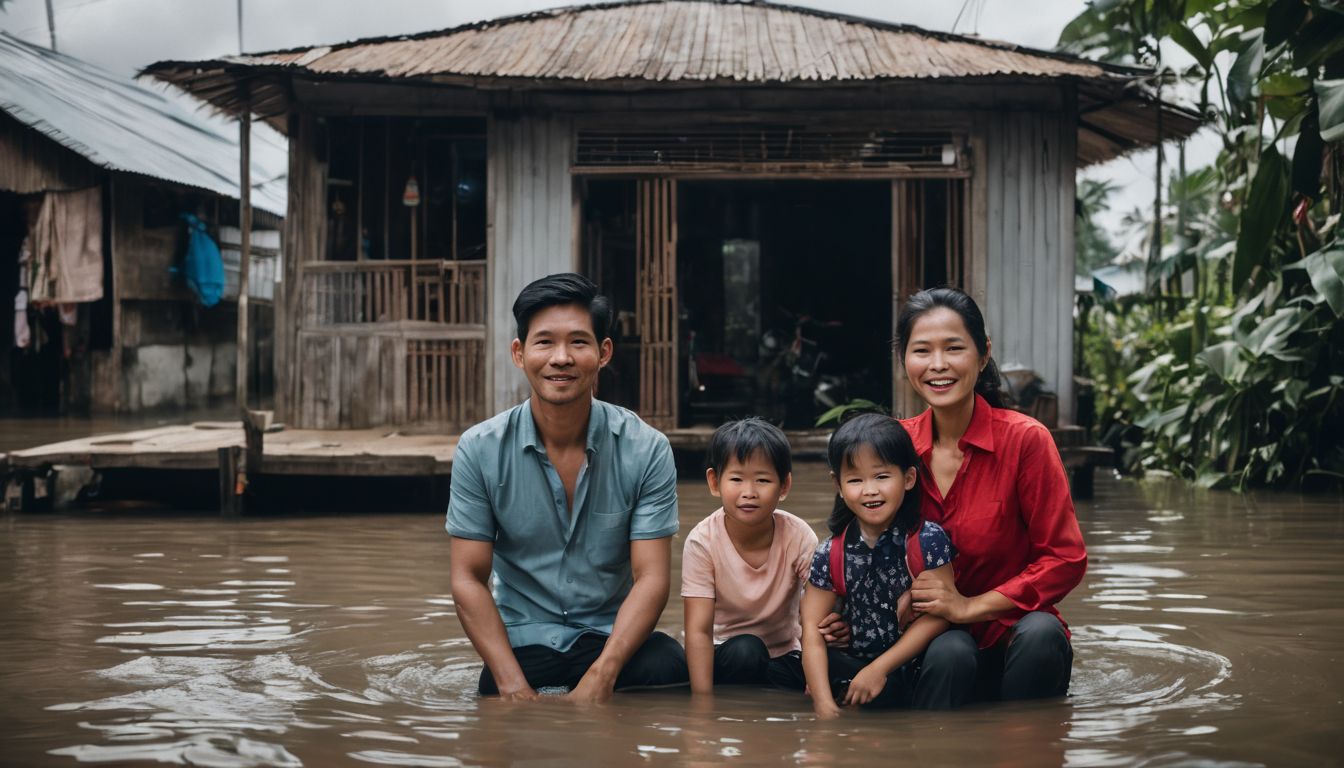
[566,577,574,584]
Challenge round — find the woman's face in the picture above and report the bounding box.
[902,307,989,411]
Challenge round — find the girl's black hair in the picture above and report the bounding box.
[705,417,792,480]
[894,286,1004,409]
[825,413,922,537]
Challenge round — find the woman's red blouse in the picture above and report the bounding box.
[901,395,1087,649]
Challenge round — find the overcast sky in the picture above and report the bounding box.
[0,0,1207,255]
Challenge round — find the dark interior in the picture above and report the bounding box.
[584,179,893,429]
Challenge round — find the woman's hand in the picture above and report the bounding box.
[842,665,887,706]
[818,612,852,647]
[911,569,1014,625]
[910,570,972,623]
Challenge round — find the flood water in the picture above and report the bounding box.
[1,464,1341,767]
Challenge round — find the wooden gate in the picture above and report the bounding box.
[636,178,678,430]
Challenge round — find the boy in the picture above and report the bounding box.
[681,418,818,692]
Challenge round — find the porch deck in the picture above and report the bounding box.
[3,422,458,477]
[1,420,1111,512]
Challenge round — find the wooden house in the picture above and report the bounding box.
[145,0,1197,434]
[0,32,286,417]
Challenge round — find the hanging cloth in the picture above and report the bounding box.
[13,235,31,349]
[28,188,103,304]
[179,213,225,307]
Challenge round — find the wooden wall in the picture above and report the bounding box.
[0,113,99,193]
[486,112,575,413]
[278,112,326,424]
[978,99,1078,425]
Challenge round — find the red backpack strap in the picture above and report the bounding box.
[905,523,925,580]
[829,525,848,597]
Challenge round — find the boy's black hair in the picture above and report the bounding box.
[705,417,792,480]
[825,412,922,537]
[512,272,613,342]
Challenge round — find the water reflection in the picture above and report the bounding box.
[0,470,1341,766]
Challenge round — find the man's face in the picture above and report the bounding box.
[511,303,612,407]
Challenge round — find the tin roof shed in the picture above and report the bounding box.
[0,32,286,215]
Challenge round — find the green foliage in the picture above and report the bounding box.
[815,399,884,427]
[1077,179,1124,272]
[1065,0,1344,490]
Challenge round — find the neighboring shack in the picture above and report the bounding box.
[0,32,286,416]
[145,0,1198,434]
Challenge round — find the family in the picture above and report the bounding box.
[446,272,1087,715]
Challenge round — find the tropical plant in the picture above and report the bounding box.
[1077,179,1125,273]
[1062,0,1344,489]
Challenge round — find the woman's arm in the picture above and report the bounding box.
[910,571,1014,624]
[844,564,954,705]
[800,584,841,719]
[684,596,717,695]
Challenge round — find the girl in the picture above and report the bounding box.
[897,287,1086,708]
[800,413,957,718]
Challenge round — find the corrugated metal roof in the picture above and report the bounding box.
[0,32,286,215]
[157,0,1129,85]
[142,0,1201,166]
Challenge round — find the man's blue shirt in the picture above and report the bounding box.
[445,399,679,652]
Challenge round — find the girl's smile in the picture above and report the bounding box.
[835,445,917,542]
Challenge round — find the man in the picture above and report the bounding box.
[446,273,688,703]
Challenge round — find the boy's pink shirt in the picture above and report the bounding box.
[680,508,820,657]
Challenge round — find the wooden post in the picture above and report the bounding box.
[218,445,244,516]
[243,409,271,475]
[236,104,253,413]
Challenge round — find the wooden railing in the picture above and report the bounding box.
[296,259,487,429]
[301,259,486,327]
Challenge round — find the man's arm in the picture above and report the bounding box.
[449,536,538,701]
[568,536,672,703]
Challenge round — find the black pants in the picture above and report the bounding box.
[712,634,807,691]
[824,647,918,708]
[477,631,688,694]
[912,611,1074,710]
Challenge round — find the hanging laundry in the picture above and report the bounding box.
[178,213,225,307]
[28,188,103,304]
[13,287,29,349]
[13,235,31,349]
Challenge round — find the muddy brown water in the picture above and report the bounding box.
[1,456,1341,766]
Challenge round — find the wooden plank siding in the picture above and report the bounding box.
[278,112,326,425]
[981,107,1076,425]
[486,112,575,413]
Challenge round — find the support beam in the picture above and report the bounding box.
[236,104,253,413]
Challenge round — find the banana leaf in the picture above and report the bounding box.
[1291,244,1344,316]
[1233,146,1290,289]
[1316,78,1344,142]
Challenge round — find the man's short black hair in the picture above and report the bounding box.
[706,417,792,480]
[512,272,613,342]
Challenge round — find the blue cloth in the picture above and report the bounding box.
[179,213,224,307]
[808,520,955,659]
[446,399,679,652]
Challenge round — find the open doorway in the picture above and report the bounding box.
[677,181,891,428]
[583,179,894,429]
[582,176,968,430]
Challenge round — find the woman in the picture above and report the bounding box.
[896,287,1086,709]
